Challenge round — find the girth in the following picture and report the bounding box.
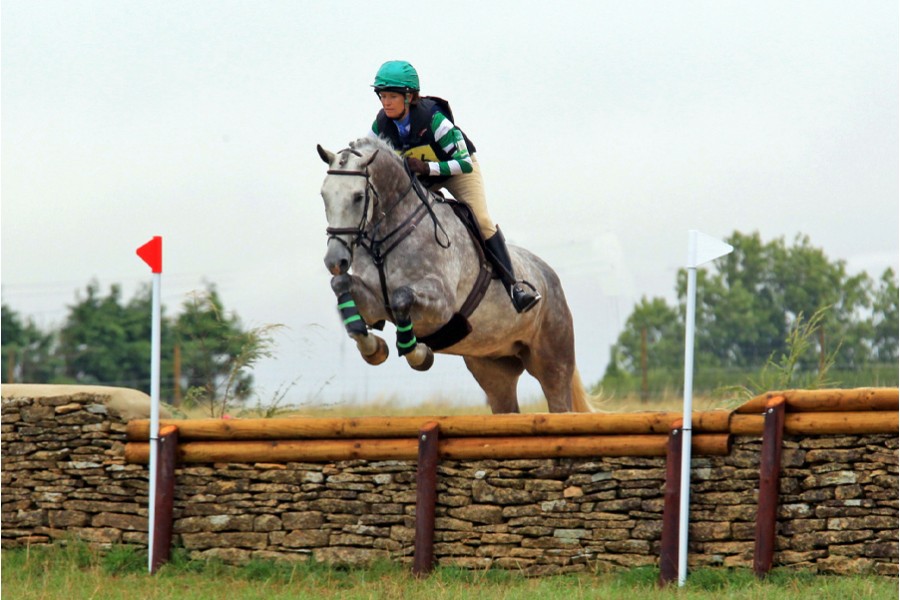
[416,198,494,351]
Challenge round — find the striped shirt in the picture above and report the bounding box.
[369,110,474,177]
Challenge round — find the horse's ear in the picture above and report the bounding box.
[317,144,335,165]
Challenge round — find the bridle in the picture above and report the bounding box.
[324,148,382,258]
[325,148,449,267]
[324,147,450,319]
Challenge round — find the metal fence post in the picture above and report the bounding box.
[413,421,440,577]
[151,424,178,574]
[659,419,683,586]
[754,396,786,577]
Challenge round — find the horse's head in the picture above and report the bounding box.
[318,137,406,275]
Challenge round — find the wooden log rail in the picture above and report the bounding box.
[124,434,733,464]
[123,388,897,465]
[734,387,898,414]
[125,411,733,464]
[126,410,732,442]
[732,387,898,435]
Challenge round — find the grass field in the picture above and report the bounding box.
[3,543,897,600]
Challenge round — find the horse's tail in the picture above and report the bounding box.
[571,368,597,413]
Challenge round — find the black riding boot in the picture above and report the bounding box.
[484,228,541,313]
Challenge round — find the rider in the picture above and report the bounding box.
[366,60,541,314]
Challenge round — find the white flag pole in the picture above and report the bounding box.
[137,236,163,573]
[148,270,161,573]
[678,230,732,587]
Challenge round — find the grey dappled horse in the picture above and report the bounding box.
[317,137,592,413]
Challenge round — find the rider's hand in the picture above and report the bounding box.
[406,157,431,176]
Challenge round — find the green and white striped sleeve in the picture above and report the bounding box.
[427,112,474,177]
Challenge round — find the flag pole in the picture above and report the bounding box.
[148,269,161,572]
[136,236,163,573]
[678,230,732,587]
[677,245,698,587]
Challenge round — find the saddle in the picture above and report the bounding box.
[416,194,494,351]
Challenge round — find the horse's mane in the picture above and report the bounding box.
[344,136,409,191]
[348,136,400,162]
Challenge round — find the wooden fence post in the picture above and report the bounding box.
[413,421,440,577]
[753,396,786,577]
[658,419,683,586]
[151,425,179,574]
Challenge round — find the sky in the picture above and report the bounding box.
[2,1,898,410]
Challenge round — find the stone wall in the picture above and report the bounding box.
[2,390,897,576]
[2,391,149,547]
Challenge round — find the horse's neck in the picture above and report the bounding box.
[373,172,420,227]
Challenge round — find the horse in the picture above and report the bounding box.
[317,136,593,413]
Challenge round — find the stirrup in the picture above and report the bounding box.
[510,281,541,314]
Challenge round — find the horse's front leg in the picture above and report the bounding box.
[390,286,436,372]
[331,274,389,365]
[390,276,454,371]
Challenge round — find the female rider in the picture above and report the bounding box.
[366,60,540,314]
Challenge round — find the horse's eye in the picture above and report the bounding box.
[352,192,364,204]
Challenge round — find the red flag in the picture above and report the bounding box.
[137,236,163,273]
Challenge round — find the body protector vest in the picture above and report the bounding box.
[375,96,476,187]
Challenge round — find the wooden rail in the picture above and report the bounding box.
[124,433,733,464]
[734,388,898,414]
[730,411,898,435]
[123,388,897,465]
[126,410,733,442]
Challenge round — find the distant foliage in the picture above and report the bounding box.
[602,231,898,395]
[1,281,275,411]
[1,303,60,383]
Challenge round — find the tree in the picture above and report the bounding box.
[770,234,872,369]
[608,296,682,373]
[680,232,786,368]
[871,268,899,363]
[4,279,268,404]
[174,285,257,416]
[680,232,877,370]
[603,230,895,393]
[57,281,170,390]
[1,303,59,383]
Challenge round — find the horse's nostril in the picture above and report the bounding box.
[327,258,350,276]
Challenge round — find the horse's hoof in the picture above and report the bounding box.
[409,345,434,372]
[362,336,389,366]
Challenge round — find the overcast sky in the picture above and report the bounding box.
[2,1,897,409]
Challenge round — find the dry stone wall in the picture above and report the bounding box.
[2,390,897,576]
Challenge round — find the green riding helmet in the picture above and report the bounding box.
[372,60,420,93]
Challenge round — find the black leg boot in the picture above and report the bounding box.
[484,228,541,313]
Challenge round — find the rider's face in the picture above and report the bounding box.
[378,91,408,120]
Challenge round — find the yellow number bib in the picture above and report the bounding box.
[398,145,439,162]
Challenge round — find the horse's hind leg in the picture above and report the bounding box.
[522,321,577,413]
[463,356,525,414]
[523,352,574,412]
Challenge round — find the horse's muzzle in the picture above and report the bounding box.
[324,240,352,275]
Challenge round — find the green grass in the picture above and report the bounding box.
[3,543,897,600]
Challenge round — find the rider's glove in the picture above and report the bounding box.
[406,157,431,176]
